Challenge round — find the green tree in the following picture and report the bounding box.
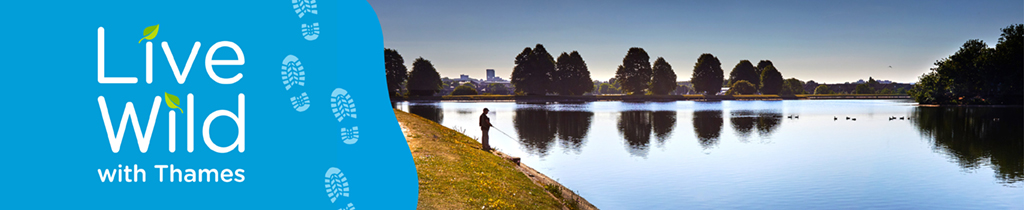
[782,78,806,94]
[406,57,442,96]
[598,83,620,94]
[878,88,894,94]
[813,84,832,94]
[728,60,759,88]
[755,60,774,86]
[691,53,725,95]
[855,83,875,94]
[726,80,756,95]
[384,48,407,97]
[487,83,510,95]
[614,47,653,95]
[759,65,784,94]
[451,84,478,95]
[511,44,556,95]
[649,57,678,95]
[554,51,594,95]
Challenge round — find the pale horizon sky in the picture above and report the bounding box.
[370,0,1022,84]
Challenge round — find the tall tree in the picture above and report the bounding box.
[614,47,653,95]
[511,44,556,95]
[728,60,759,87]
[691,53,725,95]
[649,57,678,95]
[406,57,442,96]
[384,48,407,97]
[554,51,594,95]
[759,65,784,94]
[755,60,774,82]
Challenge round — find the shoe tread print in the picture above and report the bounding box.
[281,55,305,90]
[301,22,320,41]
[324,167,349,203]
[340,126,358,145]
[290,92,310,112]
[331,88,356,122]
[292,0,318,18]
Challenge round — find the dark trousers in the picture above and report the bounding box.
[481,127,490,151]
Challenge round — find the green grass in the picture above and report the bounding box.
[396,109,563,210]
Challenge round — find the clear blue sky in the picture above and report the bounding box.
[369,0,1022,83]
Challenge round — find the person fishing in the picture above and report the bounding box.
[479,108,492,151]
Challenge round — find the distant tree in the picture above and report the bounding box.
[855,83,875,94]
[759,65,784,94]
[487,83,510,95]
[614,47,653,95]
[726,80,756,95]
[598,83,621,94]
[451,84,478,95]
[896,87,907,95]
[406,57,443,96]
[649,57,678,95]
[728,60,759,88]
[384,48,407,97]
[813,84,832,94]
[554,51,594,95]
[866,77,880,89]
[782,78,806,94]
[511,44,556,95]
[878,88,895,94]
[804,80,819,94]
[691,53,725,95]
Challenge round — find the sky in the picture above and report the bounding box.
[369,0,1022,84]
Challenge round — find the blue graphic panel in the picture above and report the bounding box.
[0,1,417,209]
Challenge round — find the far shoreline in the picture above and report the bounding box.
[393,94,912,103]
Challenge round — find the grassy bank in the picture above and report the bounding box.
[396,109,585,209]
[396,94,910,102]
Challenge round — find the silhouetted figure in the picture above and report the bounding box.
[480,108,492,151]
[834,116,838,121]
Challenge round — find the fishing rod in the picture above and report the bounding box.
[490,125,516,140]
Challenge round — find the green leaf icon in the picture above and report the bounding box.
[164,92,183,113]
[138,24,160,43]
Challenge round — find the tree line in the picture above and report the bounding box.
[909,24,1022,105]
[386,43,928,97]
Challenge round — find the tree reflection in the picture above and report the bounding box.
[730,111,756,141]
[911,107,1023,185]
[651,111,677,147]
[693,110,723,149]
[554,111,593,154]
[513,109,557,156]
[618,111,652,157]
[408,104,444,123]
[756,112,782,137]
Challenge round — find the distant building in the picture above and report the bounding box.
[486,69,495,81]
[458,74,471,81]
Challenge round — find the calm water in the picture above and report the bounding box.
[396,100,1023,209]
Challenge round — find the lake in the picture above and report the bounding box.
[395,100,1023,209]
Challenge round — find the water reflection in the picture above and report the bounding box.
[651,111,677,147]
[756,112,782,137]
[730,110,783,142]
[554,111,594,154]
[730,111,756,141]
[513,108,595,156]
[513,109,557,156]
[910,107,1024,185]
[408,104,444,123]
[693,111,723,149]
[618,111,653,157]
